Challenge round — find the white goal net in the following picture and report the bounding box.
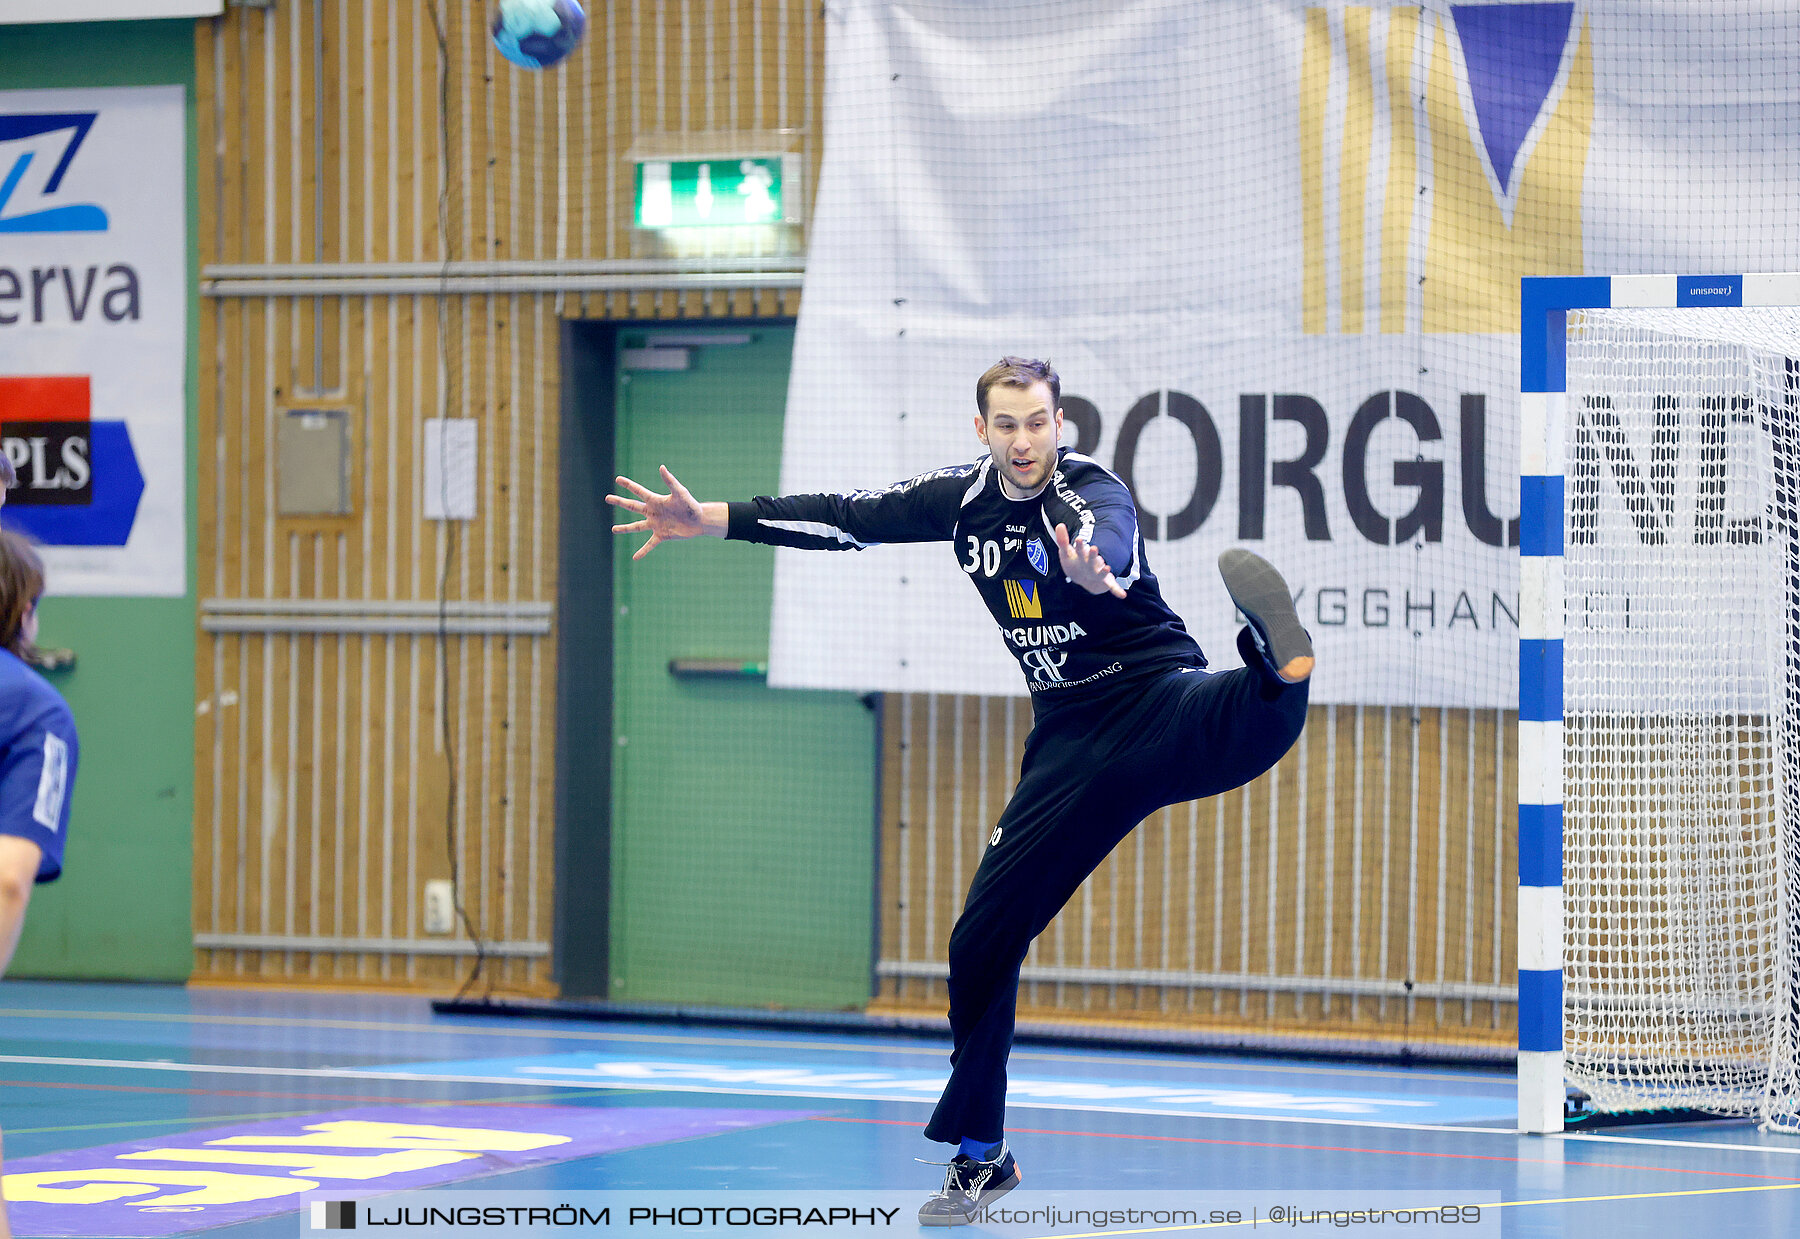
[1562,306,1800,1131]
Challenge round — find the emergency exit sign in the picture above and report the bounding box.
[634,157,790,228]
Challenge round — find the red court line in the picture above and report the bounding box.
[0,1078,568,1107]
[807,1115,1800,1183]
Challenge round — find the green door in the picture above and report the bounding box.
[609,325,875,1008]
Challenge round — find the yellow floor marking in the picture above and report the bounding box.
[4,1089,589,1136]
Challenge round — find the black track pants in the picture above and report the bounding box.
[922,643,1309,1144]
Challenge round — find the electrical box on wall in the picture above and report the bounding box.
[276,407,353,516]
[422,418,478,520]
[423,880,456,936]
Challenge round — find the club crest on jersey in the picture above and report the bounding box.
[1025,537,1049,576]
[1004,578,1043,619]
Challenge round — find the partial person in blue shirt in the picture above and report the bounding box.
[0,465,80,1239]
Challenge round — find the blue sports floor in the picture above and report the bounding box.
[2,980,1798,1237]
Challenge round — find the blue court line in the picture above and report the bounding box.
[0,1006,1511,1084]
[0,1053,1515,1135]
[816,1113,1800,1181]
[354,1052,1519,1125]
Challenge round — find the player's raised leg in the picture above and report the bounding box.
[1218,548,1313,684]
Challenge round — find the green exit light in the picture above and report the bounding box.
[634,158,788,228]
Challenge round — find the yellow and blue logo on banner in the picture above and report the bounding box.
[1004,579,1044,619]
[1302,2,1592,335]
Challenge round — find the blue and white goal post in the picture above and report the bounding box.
[1517,272,1800,1134]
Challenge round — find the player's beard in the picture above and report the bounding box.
[997,448,1045,495]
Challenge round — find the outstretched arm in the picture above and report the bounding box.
[612,462,975,559]
[607,466,727,560]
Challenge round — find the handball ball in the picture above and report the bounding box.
[492,0,586,70]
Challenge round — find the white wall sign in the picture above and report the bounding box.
[0,85,187,597]
[0,2,221,22]
[777,1,1800,707]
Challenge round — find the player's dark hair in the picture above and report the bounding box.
[976,356,1059,420]
[0,527,45,663]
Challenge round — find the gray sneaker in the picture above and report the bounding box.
[1218,548,1313,683]
[917,1145,1021,1226]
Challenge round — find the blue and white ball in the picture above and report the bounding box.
[491,0,587,70]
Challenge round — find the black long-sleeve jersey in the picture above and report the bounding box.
[726,447,1207,705]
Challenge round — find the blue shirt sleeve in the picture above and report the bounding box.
[0,701,78,883]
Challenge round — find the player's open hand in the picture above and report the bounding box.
[607,466,707,560]
[1054,523,1126,598]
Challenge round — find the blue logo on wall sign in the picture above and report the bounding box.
[1025,537,1049,576]
[2,422,143,546]
[0,113,109,233]
[1303,3,1591,335]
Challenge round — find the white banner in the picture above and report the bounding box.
[774,1,1800,706]
[0,85,187,597]
[0,2,220,21]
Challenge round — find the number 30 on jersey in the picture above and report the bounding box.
[961,536,1000,577]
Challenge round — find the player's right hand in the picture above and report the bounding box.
[607,466,705,560]
[1054,522,1127,598]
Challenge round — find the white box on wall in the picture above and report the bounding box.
[422,419,477,521]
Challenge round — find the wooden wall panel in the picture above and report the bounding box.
[195,0,1518,1039]
[876,698,1518,1051]
[194,1,821,991]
